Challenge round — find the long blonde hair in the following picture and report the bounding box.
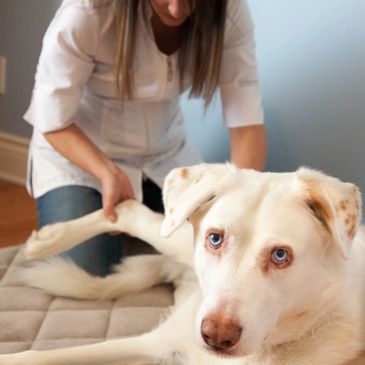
[113,0,228,105]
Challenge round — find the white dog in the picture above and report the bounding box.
[0,164,364,365]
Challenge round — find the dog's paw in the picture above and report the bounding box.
[114,199,148,230]
[24,223,67,260]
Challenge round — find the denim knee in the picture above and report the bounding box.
[36,185,123,276]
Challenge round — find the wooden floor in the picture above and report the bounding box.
[0,180,37,249]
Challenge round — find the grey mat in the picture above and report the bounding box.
[0,245,173,354]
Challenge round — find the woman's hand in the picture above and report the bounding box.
[100,162,135,223]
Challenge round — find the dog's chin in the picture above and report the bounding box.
[203,345,248,358]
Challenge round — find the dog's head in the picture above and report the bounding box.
[161,164,362,357]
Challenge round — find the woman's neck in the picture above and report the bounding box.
[150,11,186,56]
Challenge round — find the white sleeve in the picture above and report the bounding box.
[24,1,100,133]
[219,0,264,128]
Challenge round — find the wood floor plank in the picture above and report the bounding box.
[0,180,37,248]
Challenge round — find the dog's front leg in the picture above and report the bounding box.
[24,200,149,260]
[113,200,194,265]
[0,332,166,365]
[26,200,194,265]
[25,208,115,260]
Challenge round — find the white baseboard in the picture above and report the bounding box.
[0,132,30,186]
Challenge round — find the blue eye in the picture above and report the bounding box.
[208,233,223,248]
[271,248,288,263]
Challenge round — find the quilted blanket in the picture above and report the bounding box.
[0,244,173,355]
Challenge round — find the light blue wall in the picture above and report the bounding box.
[1,0,364,217]
[183,0,365,219]
[182,94,229,163]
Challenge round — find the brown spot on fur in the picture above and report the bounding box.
[292,310,310,320]
[169,207,174,214]
[347,224,356,240]
[344,218,350,225]
[345,213,356,225]
[346,214,356,230]
[180,168,189,179]
[258,245,294,277]
[339,201,347,211]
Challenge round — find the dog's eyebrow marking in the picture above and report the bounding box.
[307,200,331,232]
[305,187,333,233]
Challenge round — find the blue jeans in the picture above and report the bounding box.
[36,180,164,277]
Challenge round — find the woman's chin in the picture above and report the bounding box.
[160,15,188,27]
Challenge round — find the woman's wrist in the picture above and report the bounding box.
[44,124,119,183]
[229,125,267,171]
[94,157,119,183]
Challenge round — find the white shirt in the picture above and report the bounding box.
[24,0,264,201]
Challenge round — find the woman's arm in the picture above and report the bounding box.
[44,124,135,221]
[229,124,267,171]
[220,1,266,171]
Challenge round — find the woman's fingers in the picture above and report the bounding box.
[103,192,118,222]
[102,170,135,222]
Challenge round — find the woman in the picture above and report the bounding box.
[25,0,267,276]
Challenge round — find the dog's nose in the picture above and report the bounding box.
[201,316,243,350]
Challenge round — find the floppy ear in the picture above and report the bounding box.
[297,168,362,259]
[160,163,238,237]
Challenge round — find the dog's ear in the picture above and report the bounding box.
[296,168,362,259]
[160,163,238,237]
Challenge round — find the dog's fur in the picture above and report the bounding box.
[0,164,364,365]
